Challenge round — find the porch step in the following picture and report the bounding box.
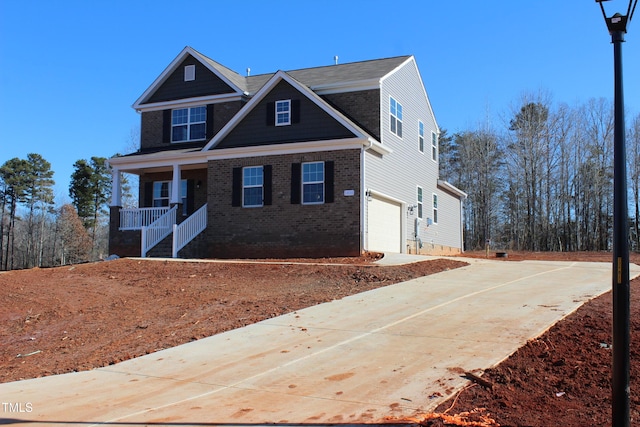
[147,234,173,258]
[176,229,208,259]
[146,228,208,259]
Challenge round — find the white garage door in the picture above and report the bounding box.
[368,194,402,253]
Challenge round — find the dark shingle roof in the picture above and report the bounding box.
[287,56,411,87]
[191,48,248,92]
[195,50,411,95]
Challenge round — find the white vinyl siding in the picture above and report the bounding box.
[366,57,463,251]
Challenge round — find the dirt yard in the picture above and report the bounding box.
[1,251,639,427]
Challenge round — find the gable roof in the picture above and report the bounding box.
[202,70,383,152]
[134,47,413,109]
[244,56,412,95]
[133,46,247,109]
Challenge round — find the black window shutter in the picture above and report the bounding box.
[232,167,242,207]
[186,179,195,215]
[144,182,153,207]
[290,163,301,204]
[206,104,215,140]
[266,102,275,126]
[263,165,273,206]
[163,110,171,144]
[325,161,335,203]
[292,99,301,124]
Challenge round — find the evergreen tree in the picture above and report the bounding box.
[0,158,31,270]
[69,157,111,248]
[69,159,94,224]
[23,153,55,268]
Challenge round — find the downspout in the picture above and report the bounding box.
[460,194,466,253]
[361,139,373,253]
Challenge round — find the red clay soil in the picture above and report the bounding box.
[405,251,640,427]
[2,251,639,427]
[0,255,465,383]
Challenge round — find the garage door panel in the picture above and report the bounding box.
[368,195,401,253]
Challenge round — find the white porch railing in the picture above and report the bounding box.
[172,203,207,258]
[120,207,170,230]
[141,206,177,258]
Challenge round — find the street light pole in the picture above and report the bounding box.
[595,1,636,426]
[611,26,630,427]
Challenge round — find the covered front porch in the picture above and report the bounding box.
[108,155,209,258]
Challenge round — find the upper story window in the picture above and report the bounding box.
[243,166,264,207]
[276,100,291,126]
[390,97,403,138]
[172,106,206,142]
[417,186,423,219]
[431,131,438,161]
[302,161,324,204]
[419,121,425,153]
[433,193,439,224]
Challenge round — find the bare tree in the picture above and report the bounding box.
[57,204,92,265]
[574,98,614,250]
[449,128,503,250]
[505,95,551,250]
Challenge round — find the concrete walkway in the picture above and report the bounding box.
[2,258,639,426]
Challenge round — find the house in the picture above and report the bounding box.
[108,47,466,259]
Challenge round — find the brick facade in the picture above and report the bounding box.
[206,149,362,258]
[108,206,142,257]
[140,101,244,151]
[140,111,164,150]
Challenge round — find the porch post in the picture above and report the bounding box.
[111,168,122,207]
[171,164,181,205]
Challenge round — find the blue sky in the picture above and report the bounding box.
[1,1,638,202]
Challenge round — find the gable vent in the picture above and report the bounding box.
[184,65,195,81]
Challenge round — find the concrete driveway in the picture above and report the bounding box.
[2,258,638,426]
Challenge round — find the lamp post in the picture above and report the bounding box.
[595,1,637,426]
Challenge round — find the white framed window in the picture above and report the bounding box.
[431,131,438,161]
[417,186,423,219]
[419,121,425,153]
[302,161,324,204]
[243,166,264,207]
[172,106,206,142]
[390,96,403,138]
[153,180,188,215]
[153,181,171,207]
[433,193,438,224]
[275,100,291,126]
[184,65,196,82]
